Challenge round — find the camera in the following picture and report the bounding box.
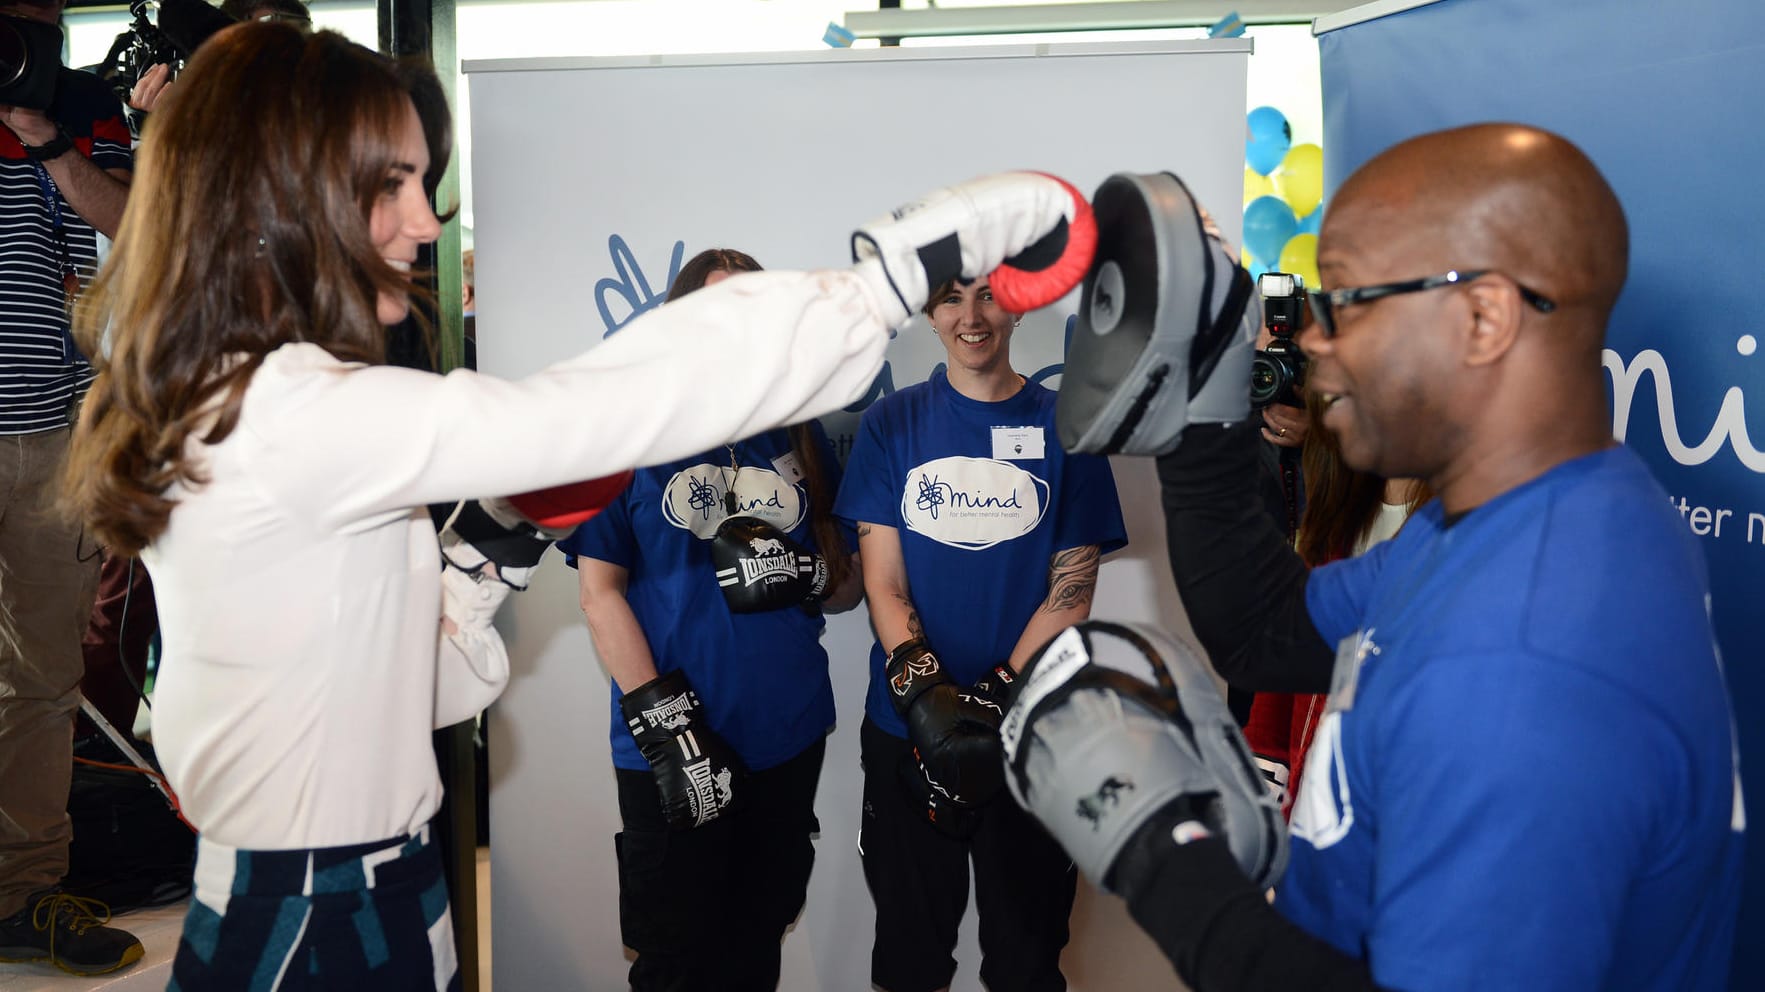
[98,0,238,103]
[111,1,181,95]
[1250,271,1308,410]
[0,13,62,110]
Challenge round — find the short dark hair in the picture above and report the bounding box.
[922,277,959,317]
[666,248,763,302]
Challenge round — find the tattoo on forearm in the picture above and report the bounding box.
[1040,545,1100,616]
[893,593,924,639]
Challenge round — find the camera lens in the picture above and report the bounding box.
[1250,341,1307,410]
[0,20,30,88]
[1249,353,1284,409]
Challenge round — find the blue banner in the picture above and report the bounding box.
[1318,0,1764,984]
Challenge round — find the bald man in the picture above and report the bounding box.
[1026,125,1744,991]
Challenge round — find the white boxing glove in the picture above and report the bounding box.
[851,171,1096,327]
[438,497,570,591]
[435,559,511,728]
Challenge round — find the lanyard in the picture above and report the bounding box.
[31,160,83,361]
[723,443,742,515]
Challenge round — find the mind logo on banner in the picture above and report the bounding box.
[900,456,1049,550]
[1606,341,1763,473]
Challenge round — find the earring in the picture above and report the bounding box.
[254,236,267,257]
[1014,318,1022,327]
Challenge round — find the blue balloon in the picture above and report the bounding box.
[1247,105,1289,142]
[1245,106,1292,176]
[1243,196,1299,267]
[1248,257,1273,280]
[1297,208,1322,236]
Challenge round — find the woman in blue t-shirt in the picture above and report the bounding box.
[561,248,863,992]
[834,276,1128,992]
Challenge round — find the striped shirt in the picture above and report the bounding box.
[1,68,131,435]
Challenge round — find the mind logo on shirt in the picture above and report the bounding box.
[662,464,804,538]
[900,456,1049,550]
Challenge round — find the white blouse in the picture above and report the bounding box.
[142,268,890,851]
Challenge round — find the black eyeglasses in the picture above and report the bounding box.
[1306,270,1556,339]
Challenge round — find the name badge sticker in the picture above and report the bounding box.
[771,451,806,485]
[1326,627,1380,714]
[991,426,1045,461]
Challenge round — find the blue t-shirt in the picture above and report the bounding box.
[835,371,1128,739]
[559,425,850,772]
[1282,446,1744,991]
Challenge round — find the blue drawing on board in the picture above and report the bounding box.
[596,235,685,339]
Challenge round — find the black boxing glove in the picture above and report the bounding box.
[711,516,830,613]
[620,670,745,829]
[969,662,1020,713]
[897,750,984,840]
[887,638,1006,809]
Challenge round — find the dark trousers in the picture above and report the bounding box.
[170,827,458,991]
[859,718,1077,992]
[614,737,825,992]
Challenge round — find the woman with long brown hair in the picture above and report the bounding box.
[566,250,862,991]
[1245,391,1429,816]
[51,21,1072,986]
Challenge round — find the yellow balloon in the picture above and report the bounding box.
[1244,166,1276,207]
[1278,233,1320,290]
[1275,143,1324,219]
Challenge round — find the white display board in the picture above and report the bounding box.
[467,39,1248,991]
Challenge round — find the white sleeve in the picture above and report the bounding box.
[238,268,890,531]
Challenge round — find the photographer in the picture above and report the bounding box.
[0,0,139,977]
[1230,274,1311,726]
[0,2,130,237]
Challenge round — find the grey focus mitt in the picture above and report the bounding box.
[1000,620,1288,893]
[1055,172,1260,455]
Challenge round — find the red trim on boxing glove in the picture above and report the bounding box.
[504,470,634,530]
[990,173,1098,314]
